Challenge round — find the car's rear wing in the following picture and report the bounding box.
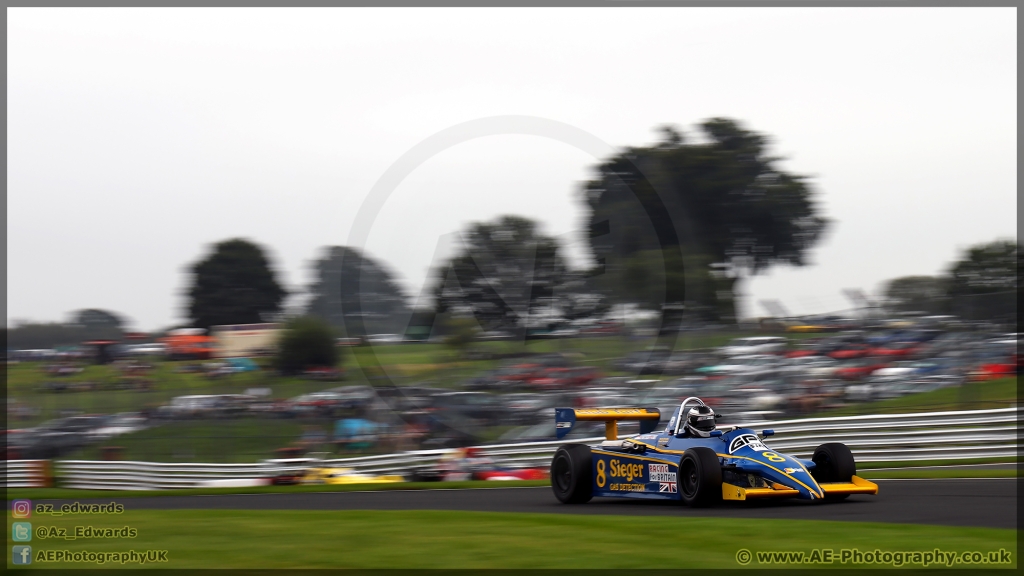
[555,407,661,440]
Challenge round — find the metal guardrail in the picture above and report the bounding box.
[5,407,1019,490]
[1,460,49,488]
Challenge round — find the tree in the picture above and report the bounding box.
[882,276,950,315]
[430,216,572,334]
[944,239,1019,323]
[305,246,410,338]
[5,309,131,349]
[946,239,1020,296]
[187,239,287,330]
[6,321,85,349]
[441,315,481,358]
[583,118,829,321]
[71,309,124,330]
[275,316,340,375]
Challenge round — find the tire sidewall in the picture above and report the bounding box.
[551,448,577,501]
[679,447,722,507]
[551,444,593,504]
[812,442,856,484]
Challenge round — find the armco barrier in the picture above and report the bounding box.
[2,459,50,488]
[5,407,1019,490]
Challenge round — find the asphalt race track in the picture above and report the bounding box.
[36,479,1017,529]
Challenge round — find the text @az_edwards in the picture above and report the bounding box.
[34,525,138,540]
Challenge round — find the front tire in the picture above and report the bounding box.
[550,444,593,504]
[678,447,722,508]
[811,442,856,500]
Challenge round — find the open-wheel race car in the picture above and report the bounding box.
[550,397,878,506]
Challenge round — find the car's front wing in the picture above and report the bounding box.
[722,475,878,501]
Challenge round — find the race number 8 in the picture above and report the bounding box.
[596,460,606,487]
[763,452,786,463]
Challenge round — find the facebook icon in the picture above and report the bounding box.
[12,546,32,565]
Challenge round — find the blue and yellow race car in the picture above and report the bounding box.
[551,397,878,506]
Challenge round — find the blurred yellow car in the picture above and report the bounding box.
[302,467,404,485]
[785,324,826,333]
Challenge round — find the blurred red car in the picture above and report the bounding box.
[868,341,920,358]
[475,468,548,481]
[828,344,871,360]
[969,361,1016,381]
[835,359,889,381]
[784,348,819,359]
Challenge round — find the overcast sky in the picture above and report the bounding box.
[7,7,1017,331]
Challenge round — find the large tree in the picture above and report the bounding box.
[71,309,124,331]
[944,239,1018,323]
[946,239,1020,296]
[882,276,950,315]
[583,119,829,321]
[186,239,287,330]
[306,246,410,337]
[430,215,579,334]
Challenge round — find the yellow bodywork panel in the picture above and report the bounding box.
[819,475,879,495]
[722,475,878,501]
[571,408,661,440]
[722,482,800,501]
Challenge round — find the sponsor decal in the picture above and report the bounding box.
[635,434,658,440]
[648,463,676,482]
[609,459,645,482]
[556,421,572,429]
[659,482,677,493]
[609,483,646,492]
[658,438,669,446]
[784,468,799,474]
[729,434,769,454]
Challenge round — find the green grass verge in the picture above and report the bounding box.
[861,468,1018,479]
[5,509,1017,569]
[65,418,310,462]
[5,480,550,501]
[858,456,1020,469]
[814,377,1018,416]
[5,361,346,429]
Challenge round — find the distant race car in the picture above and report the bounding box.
[550,398,877,507]
[302,467,404,485]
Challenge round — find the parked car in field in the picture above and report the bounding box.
[718,336,787,356]
[162,395,221,418]
[696,355,780,377]
[776,355,839,378]
[835,358,889,381]
[827,343,871,360]
[868,341,921,358]
[872,360,941,379]
[614,348,672,375]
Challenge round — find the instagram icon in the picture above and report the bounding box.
[12,499,32,518]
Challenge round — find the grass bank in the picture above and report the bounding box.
[6,509,1015,569]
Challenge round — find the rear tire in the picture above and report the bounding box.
[550,444,593,504]
[678,447,722,508]
[811,442,856,500]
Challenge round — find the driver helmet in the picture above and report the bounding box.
[684,405,717,437]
